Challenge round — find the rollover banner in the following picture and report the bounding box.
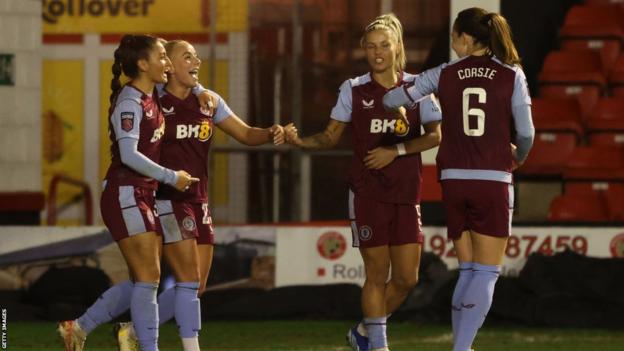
[42,0,248,33]
[275,226,624,287]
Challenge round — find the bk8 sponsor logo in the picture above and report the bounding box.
[369,118,409,137]
[176,121,212,142]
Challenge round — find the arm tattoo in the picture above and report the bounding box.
[300,122,341,149]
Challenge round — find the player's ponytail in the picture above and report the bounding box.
[486,13,520,66]
[108,34,159,108]
[110,48,123,106]
[454,7,521,66]
[361,13,406,72]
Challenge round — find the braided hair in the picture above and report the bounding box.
[361,13,407,72]
[109,34,159,107]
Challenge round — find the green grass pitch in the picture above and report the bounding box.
[7,320,624,350]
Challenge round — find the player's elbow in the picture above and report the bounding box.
[119,152,132,167]
[320,131,340,149]
[431,130,442,146]
[327,137,339,148]
[424,122,442,146]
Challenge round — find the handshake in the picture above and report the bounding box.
[267,123,303,146]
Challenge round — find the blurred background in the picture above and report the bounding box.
[1,0,624,346]
[3,0,616,225]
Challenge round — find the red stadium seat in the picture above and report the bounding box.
[583,0,624,10]
[531,98,584,138]
[548,193,610,222]
[610,54,624,96]
[563,5,624,28]
[586,98,624,129]
[563,145,624,180]
[559,24,622,73]
[586,98,624,147]
[564,181,623,195]
[589,132,624,147]
[560,5,623,72]
[519,132,576,175]
[563,181,624,221]
[539,50,606,116]
[604,185,624,220]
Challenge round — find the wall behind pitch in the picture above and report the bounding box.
[41,60,84,224]
[0,1,41,193]
[42,0,250,224]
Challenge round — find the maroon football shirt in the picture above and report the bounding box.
[331,72,442,204]
[436,56,519,175]
[106,85,165,190]
[157,92,213,202]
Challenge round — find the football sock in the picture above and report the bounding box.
[76,280,134,334]
[453,263,500,351]
[157,286,176,325]
[181,337,201,351]
[175,282,201,339]
[364,317,387,349]
[132,282,159,351]
[358,313,390,337]
[452,262,474,340]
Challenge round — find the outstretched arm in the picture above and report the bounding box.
[217,114,284,146]
[284,119,347,150]
[383,65,443,110]
[118,138,198,191]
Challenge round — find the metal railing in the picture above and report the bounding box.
[46,174,93,225]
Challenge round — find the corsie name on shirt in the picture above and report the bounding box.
[457,67,497,80]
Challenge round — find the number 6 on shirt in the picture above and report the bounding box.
[462,87,486,137]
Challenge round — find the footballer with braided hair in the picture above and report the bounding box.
[285,13,442,351]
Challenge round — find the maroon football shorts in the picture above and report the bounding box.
[155,199,214,245]
[100,183,161,242]
[441,179,514,240]
[348,190,424,248]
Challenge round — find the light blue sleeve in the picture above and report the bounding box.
[118,138,178,186]
[512,104,535,162]
[110,99,143,140]
[330,80,352,122]
[383,64,443,110]
[512,68,532,107]
[408,64,443,99]
[212,92,234,124]
[418,94,442,124]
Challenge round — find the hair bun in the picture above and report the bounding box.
[120,34,135,46]
[482,13,494,26]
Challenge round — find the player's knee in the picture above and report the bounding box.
[364,270,389,287]
[134,267,161,283]
[178,272,200,283]
[391,273,419,292]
